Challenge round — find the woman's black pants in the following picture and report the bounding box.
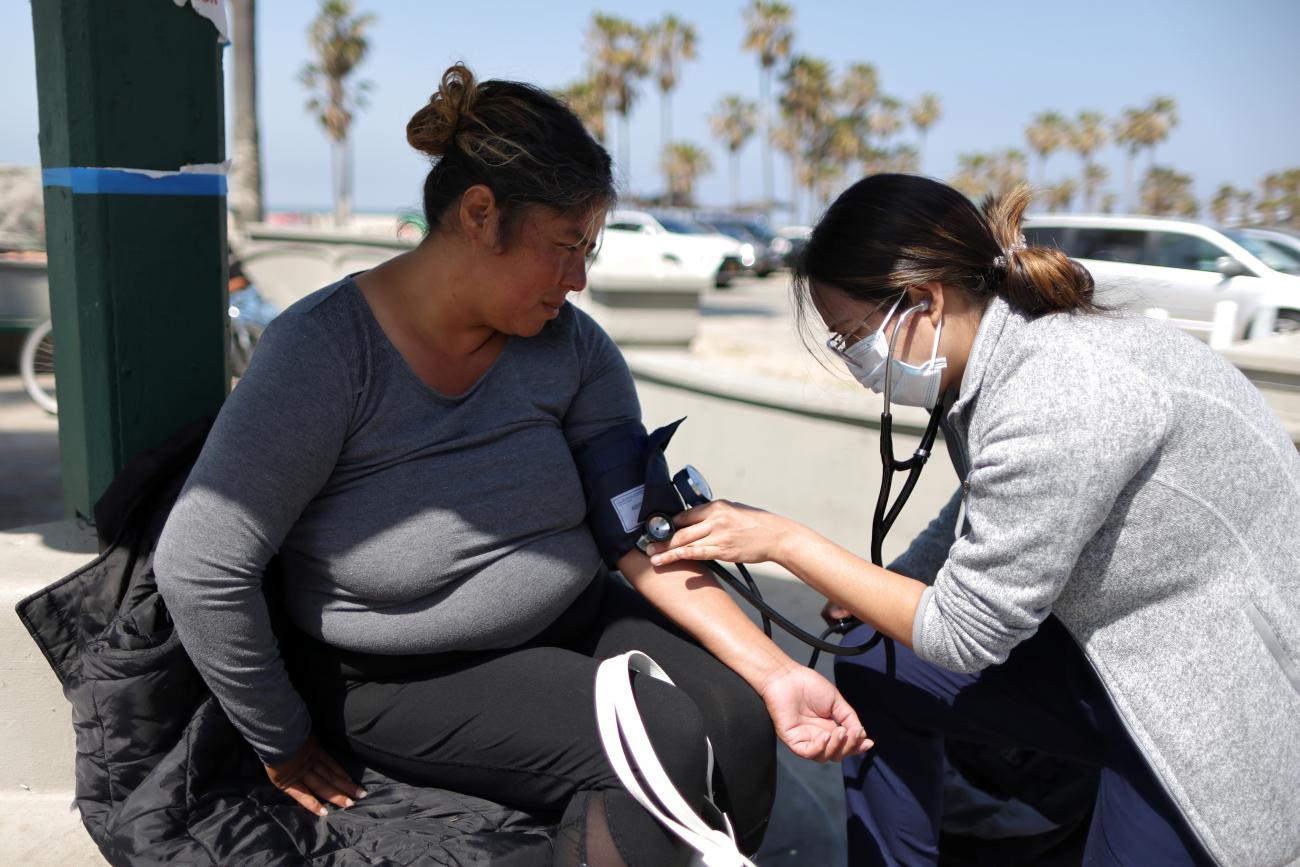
[288,572,776,867]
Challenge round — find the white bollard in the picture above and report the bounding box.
[1209,300,1238,349]
[1249,304,1277,340]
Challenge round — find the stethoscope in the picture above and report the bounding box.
[640,300,946,668]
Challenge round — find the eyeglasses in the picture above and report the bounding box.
[825,293,905,361]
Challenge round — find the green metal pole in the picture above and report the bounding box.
[31,0,228,522]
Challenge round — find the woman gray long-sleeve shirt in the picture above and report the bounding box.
[155,278,640,765]
[895,295,1300,867]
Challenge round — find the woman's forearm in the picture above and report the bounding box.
[774,521,927,647]
[616,551,799,693]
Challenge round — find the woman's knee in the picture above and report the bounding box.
[627,675,711,798]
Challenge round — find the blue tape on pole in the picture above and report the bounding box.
[42,167,227,197]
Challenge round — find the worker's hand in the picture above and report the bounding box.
[265,733,367,816]
[758,664,873,763]
[645,499,793,567]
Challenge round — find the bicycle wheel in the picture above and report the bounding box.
[19,319,57,414]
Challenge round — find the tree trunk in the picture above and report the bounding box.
[789,152,801,225]
[730,151,740,207]
[1127,151,1138,213]
[229,0,263,227]
[760,66,772,217]
[332,138,350,226]
[620,113,631,190]
[661,89,671,156]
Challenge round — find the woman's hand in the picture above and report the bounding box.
[265,733,367,816]
[758,665,873,762]
[646,500,796,568]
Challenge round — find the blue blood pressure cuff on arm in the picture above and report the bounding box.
[572,418,685,569]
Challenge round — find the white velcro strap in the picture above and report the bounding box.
[594,650,756,867]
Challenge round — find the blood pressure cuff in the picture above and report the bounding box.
[572,418,685,569]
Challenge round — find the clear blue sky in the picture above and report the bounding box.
[2,0,1297,220]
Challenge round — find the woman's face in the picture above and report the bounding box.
[813,280,984,397]
[813,282,937,368]
[476,203,602,337]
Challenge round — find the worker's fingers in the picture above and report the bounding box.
[314,750,367,801]
[648,522,711,555]
[650,543,719,566]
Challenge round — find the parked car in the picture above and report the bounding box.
[605,210,744,287]
[696,216,782,277]
[776,225,811,269]
[1222,227,1300,276]
[1022,214,1300,337]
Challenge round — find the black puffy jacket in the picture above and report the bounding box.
[15,422,554,865]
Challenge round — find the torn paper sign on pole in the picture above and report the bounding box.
[173,0,230,44]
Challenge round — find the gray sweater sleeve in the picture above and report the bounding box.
[155,313,353,764]
[913,340,1169,673]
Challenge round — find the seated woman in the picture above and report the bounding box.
[155,63,868,867]
[646,175,1300,866]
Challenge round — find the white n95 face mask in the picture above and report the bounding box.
[839,295,948,410]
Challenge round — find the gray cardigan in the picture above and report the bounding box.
[894,296,1300,867]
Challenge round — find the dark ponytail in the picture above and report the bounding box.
[792,174,1098,335]
[981,185,1097,314]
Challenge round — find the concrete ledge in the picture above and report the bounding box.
[626,348,939,435]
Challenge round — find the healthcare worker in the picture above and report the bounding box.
[647,174,1300,867]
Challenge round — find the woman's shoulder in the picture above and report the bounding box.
[248,277,372,392]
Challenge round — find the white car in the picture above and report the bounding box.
[1022,215,1300,337]
[603,210,745,288]
[1223,228,1300,277]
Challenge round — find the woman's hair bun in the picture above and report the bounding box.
[406,62,480,158]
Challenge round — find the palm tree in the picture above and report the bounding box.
[587,14,650,178]
[742,1,794,212]
[808,114,861,212]
[908,93,942,172]
[990,149,1028,197]
[1143,96,1179,165]
[838,62,879,115]
[1115,98,1179,210]
[300,0,375,227]
[888,144,921,175]
[1209,184,1237,225]
[1235,188,1255,225]
[951,153,992,199]
[661,142,713,206]
[1082,162,1110,214]
[1070,110,1108,210]
[1024,111,1069,187]
[229,0,263,227]
[953,150,1026,200]
[867,95,904,144]
[557,74,610,144]
[1043,179,1078,213]
[1113,106,1147,212]
[778,54,834,223]
[1140,166,1197,217]
[709,94,758,206]
[648,15,697,157]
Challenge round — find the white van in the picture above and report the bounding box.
[1022,215,1300,337]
